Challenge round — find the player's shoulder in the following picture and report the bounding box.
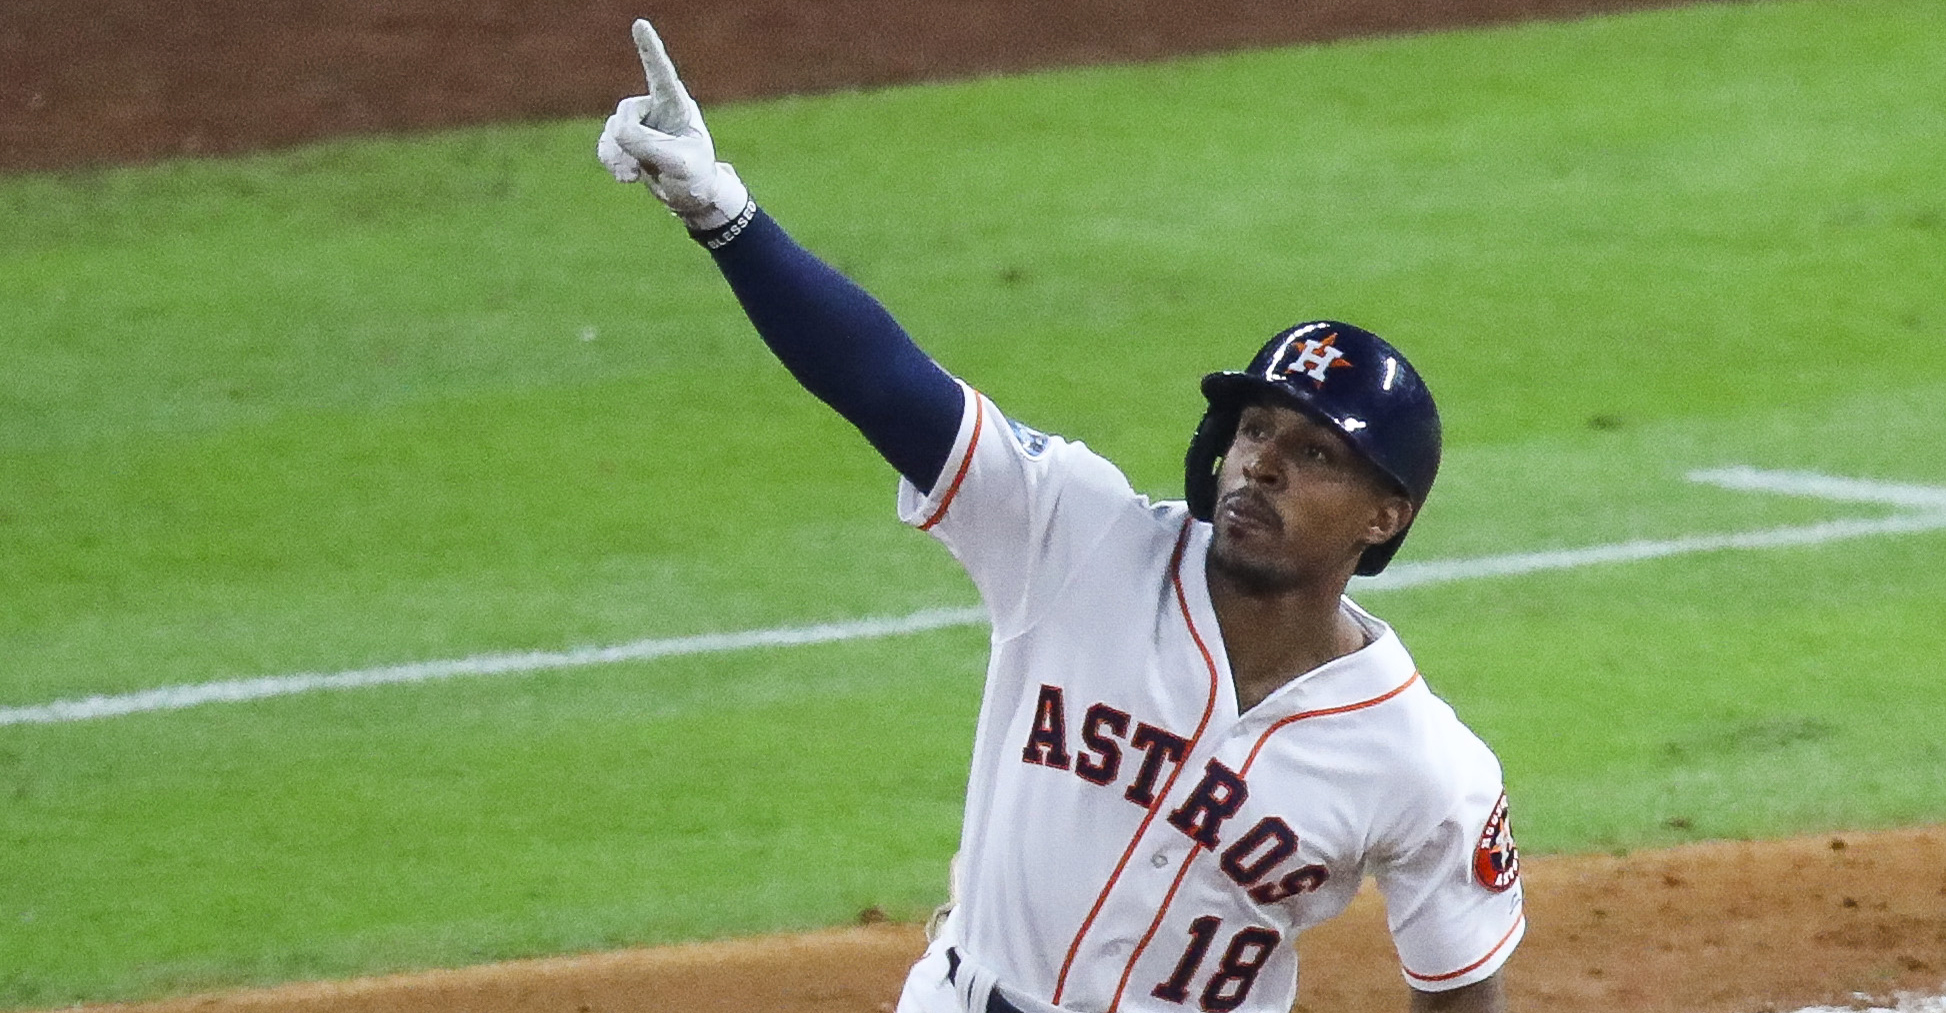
[1337,613,1504,798]
[1327,685,1501,872]
[993,407,1123,485]
[1376,686,1506,842]
[1343,602,1489,729]
[986,398,1191,532]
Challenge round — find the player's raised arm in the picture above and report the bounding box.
[598,19,965,493]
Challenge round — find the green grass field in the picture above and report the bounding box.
[3,0,1945,1005]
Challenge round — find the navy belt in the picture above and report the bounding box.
[945,947,1030,1013]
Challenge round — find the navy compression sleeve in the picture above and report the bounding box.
[696,206,965,493]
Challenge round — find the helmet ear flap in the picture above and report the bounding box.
[1184,406,1240,522]
[1355,526,1410,577]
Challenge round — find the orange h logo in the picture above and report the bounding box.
[1277,334,1353,384]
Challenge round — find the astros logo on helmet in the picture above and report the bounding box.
[1267,330,1354,386]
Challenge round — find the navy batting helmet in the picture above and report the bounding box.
[1185,321,1442,577]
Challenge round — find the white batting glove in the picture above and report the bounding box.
[597,18,751,231]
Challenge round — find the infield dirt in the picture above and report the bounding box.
[71,827,1946,1013]
[60,824,1946,1011]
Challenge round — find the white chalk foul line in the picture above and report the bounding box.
[1688,465,1946,510]
[0,607,985,728]
[1789,997,1946,1013]
[4,468,1942,729]
[1362,511,1946,591]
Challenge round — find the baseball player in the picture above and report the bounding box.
[598,18,1523,1013]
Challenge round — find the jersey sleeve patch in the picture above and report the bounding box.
[1472,792,1520,893]
[1006,417,1052,459]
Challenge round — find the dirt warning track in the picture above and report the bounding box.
[73,827,1946,1013]
[1,0,1710,172]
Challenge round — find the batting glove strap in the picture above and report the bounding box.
[690,198,760,250]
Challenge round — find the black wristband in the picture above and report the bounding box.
[689,199,759,251]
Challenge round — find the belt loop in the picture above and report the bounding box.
[985,986,1026,1013]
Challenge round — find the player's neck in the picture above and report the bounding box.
[1205,564,1366,711]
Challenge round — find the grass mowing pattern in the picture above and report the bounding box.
[3,0,1945,1004]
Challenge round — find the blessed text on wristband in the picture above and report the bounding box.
[693,199,760,250]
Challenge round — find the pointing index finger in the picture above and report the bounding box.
[633,18,690,105]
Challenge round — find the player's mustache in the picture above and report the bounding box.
[1218,488,1284,532]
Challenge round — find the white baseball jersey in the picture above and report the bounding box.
[893,383,1524,1013]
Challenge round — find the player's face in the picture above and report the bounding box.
[1208,401,1412,593]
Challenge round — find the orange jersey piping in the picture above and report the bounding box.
[1052,519,1221,1004]
[1402,910,1526,984]
[919,392,985,532]
[1104,669,1424,1011]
